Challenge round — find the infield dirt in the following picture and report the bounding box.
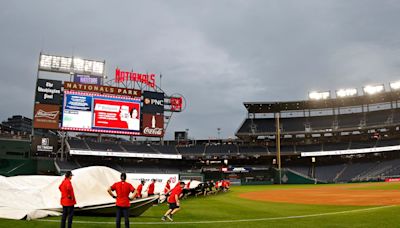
[239,183,400,206]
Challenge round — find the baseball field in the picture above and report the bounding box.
[1,182,399,227]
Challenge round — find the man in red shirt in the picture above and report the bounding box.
[161,181,185,222]
[146,179,156,196]
[135,180,145,198]
[185,179,192,190]
[108,173,137,228]
[164,179,171,195]
[59,171,76,228]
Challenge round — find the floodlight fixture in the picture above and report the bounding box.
[363,84,384,95]
[336,88,358,98]
[309,91,330,100]
[390,81,400,90]
[38,53,104,76]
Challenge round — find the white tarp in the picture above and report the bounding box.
[0,166,165,220]
[127,173,179,194]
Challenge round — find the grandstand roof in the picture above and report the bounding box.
[244,90,400,113]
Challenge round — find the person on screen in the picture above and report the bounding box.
[119,106,140,131]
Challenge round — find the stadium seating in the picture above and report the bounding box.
[121,143,158,154]
[67,139,90,150]
[238,145,267,154]
[85,140,123,152]
[295,144,322,152]
[315,164,345,182]
[151,145,178,154]
[335,162,377,182]
[177,145,206,155]
[323,142,349,151]
[237,108,400,136]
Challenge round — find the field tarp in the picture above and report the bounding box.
[0,166,162,220]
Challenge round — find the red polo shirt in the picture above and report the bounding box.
[148,182,155,195]
[59,178,76,206]
[136,184,143,198]
[167,184,182,203]
[111,181,135,207]
[164,182,170,194]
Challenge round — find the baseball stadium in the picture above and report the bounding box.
[1,52,400,228]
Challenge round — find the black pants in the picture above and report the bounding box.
[116,206,130,228]
[61,206,74,228]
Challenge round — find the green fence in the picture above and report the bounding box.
[273,168,324,184]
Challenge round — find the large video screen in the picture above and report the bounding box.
[62,91,141,135]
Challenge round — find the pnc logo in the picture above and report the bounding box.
[144,98,164,106]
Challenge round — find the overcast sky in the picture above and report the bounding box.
[1,1,400,139]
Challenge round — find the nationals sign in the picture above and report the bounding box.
[62,91,141,135]
[115,68,156,88]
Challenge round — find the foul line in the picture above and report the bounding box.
[39,205,395,225]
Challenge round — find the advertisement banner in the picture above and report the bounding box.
[62,93,93,129]
[73,74,102,85]
[142,91,164,114]
[385,178,400,182]
[33,104,60,129]
[31,136,58,154]
[70,149,182,159]
[61,91,141,135]
[92,96,141,131]
[170,97,183,111]
[126,173,179,194]
[64,82,141,98]
[35,79,62,104]
[142,113,164,137]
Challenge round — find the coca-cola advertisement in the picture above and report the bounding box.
[142,113,164,137]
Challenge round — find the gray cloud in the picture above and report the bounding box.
[1,0,400,139]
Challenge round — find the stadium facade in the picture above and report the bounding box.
[1,52,400,185]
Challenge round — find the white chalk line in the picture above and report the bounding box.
[38,205,396,225]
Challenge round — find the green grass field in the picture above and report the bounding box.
[1,183,399,227]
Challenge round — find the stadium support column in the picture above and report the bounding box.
[275,112,282,184]
[32,52,41,138]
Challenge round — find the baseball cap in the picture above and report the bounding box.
[65,171,73,178]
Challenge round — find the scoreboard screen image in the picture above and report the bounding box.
[62,91,141,135]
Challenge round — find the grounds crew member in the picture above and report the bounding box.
[161,181,185,221]
[146,179,156,196]
[108,173,137,228]
[136,180,145,198]
[59,171,76,228]
[164,179,171,195]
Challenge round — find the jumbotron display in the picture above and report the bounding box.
[61,91,141,135]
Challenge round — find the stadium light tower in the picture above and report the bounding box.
[336,88,358,98]
[308,91,330,100]
[390,81,400,90]
[363,84,384,95]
